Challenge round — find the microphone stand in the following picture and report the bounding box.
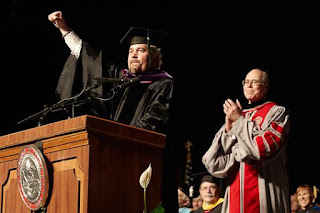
[17,77,140,127]
[18,95,79,126]
[17,82,102,127]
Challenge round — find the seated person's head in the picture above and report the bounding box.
[296,184,316,210]
[178,186,191,208]
[192,194,203,210]
[290,194,300,212]
[199,175,220,205]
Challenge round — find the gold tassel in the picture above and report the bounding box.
[313,186,319,200]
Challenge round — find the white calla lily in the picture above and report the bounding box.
[139,163,152,189]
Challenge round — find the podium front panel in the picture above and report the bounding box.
[0,115,166,212]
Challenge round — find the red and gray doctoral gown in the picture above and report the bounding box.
[202,101,290,213]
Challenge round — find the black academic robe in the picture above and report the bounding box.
[55,41,174,134]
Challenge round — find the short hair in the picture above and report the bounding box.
[296,184,315,201]
[260,69,269,85]
[149,45,163,69]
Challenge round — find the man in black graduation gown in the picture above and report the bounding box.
[48,11,178,212]
[48,11,174,134]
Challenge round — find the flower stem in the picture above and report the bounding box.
[144,187,147,213]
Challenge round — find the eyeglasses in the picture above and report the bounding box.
[242,79,265,86]
[200,186,217,191]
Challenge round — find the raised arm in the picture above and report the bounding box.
[48,11,71,37]
[48,11,82,59]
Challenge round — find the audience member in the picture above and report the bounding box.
[192,194,204,211]
[296,184,320,213]
[291,193,300,213]
[178,185,192,213]
[202,68,291,212]
[192,174,223,213]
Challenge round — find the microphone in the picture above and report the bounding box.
[93,77,130,84]
[83,83,102,93]
[113,77,140,91]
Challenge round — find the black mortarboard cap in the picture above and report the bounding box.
[188,172,217,197]
[179,183,192,199]
[120,26,168,48]
[200,174,220,185]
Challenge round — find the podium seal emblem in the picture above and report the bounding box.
[17,144,49,210]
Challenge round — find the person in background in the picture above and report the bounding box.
[192,194,204,211]
[290,194,300,213]
[291,193,300,213]
[202,68,291,212]
[178,185,192,213]
[296,184,320,213]
[192,174,223,213]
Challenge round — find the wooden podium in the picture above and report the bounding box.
[0,115,166,212]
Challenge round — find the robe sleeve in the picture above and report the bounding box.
[230,105,290,163]
[55,41,103,99]
[55,54,78,99]
[202,126,237,178]
[55,41,108,117]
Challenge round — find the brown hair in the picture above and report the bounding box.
[149,45,163,70]
[296,184,315,202]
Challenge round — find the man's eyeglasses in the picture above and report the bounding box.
[242,79,264,86]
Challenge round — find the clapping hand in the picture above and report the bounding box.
[223,99,242,132]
